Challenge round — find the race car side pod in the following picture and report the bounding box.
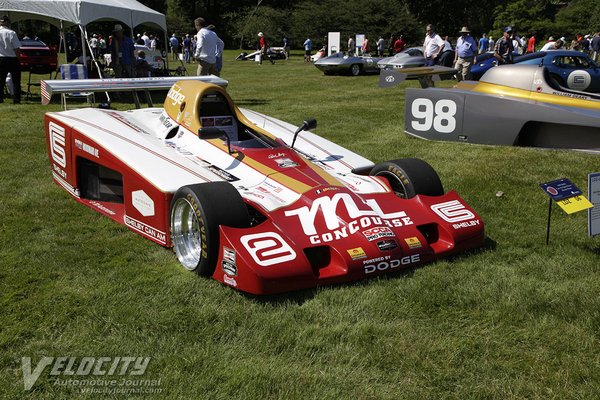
[291,118,317,149]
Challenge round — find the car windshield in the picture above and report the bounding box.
[21,40,47,48]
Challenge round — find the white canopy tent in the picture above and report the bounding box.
[0,0,168,76]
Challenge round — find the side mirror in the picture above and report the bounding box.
[291,118,317,149]
[198,127,232,154]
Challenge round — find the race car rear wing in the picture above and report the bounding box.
[379,66,457,89]
[41,75,228,108]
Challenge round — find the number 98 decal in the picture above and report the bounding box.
[410,98,457,133]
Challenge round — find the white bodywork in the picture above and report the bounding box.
[47,107,382,211]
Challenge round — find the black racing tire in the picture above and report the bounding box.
[170,182,249,276]
[370,158,444,199]
[350,64,362,76]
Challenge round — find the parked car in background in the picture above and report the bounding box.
[19,39,58,74]
[378,47,425,69]
[470,52,498,80]
[314,52,382,76]
[516,50,600,92]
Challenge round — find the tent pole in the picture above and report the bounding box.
[164,30,169,72]
[81,25,110,102]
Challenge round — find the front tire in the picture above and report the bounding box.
[350,64,362,76]
[170,182,249,276]
[370,158,444,198]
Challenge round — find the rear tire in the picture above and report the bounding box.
[170,182,249,276]
[350,64,361,76]
[370,158,444,198]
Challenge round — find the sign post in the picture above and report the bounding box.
[539,178,593,244]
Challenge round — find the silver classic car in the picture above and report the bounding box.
[378,47,425,70]
[314,52,382,76]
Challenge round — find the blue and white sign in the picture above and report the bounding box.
[540,178,582,202]
[588,173,600,237]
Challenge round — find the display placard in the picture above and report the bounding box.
[540,178,593,215]
[588,172,600,236]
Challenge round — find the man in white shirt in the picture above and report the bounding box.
[194,17,219,76]
[423,24,444,66]
[141,32,150,48]
[540,38,563,51]
[0,15,21,104]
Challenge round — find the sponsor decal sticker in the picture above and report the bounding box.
[452,220,481,229]
[364,254,421,274]
[206,165,240,182]
[268,152,287,159]
[222,247,237,276]
[377,239,398,251]
[347,247,367,260]
[275,158,299,168]
[131,190,154,217]
[362,226,395,241]
[315,187,339,195]
[131,190,155,217]
[223,275,238,287]
[284,193,413,245]
[404,236,422,249]
[431,200,475,223]
[74,139,99,158]
[49,122,67,169]
[240,232,296,267]
[166,85,185,107]
[124,216,166,245]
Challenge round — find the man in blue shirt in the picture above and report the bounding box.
[303,37,312,62]
[110,24,135,78]
[454,26,478,81]
[478,33,489,54]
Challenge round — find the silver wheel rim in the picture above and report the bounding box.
[171,197,203,270]
[376,171,408,198]
[351,64,360,75]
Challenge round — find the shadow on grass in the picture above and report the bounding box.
[233,98,271,106]
[246,235,497,306]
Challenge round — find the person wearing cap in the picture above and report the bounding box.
[257,32,274,65]
[494,26,515,65]
[135,50,152,77]
[0,15,21,104]
[89,33,98,58]
[183,34,191,63]
[454,27,477,81]
[109,24,135,78]
[169,33,179,60]
[194,17,220,76]
[303,37,312,62]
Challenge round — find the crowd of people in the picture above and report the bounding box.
[3,10,600,104]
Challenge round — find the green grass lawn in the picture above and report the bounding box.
[1,50,600,399]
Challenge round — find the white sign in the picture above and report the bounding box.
[588,172,600,237]
[328,32,340,56]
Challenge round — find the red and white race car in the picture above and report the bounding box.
[45,80,484,295]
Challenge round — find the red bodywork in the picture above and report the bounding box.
[20,40,58,74]
[46,114,485,295]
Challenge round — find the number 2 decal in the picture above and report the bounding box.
[410,98,457,133]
